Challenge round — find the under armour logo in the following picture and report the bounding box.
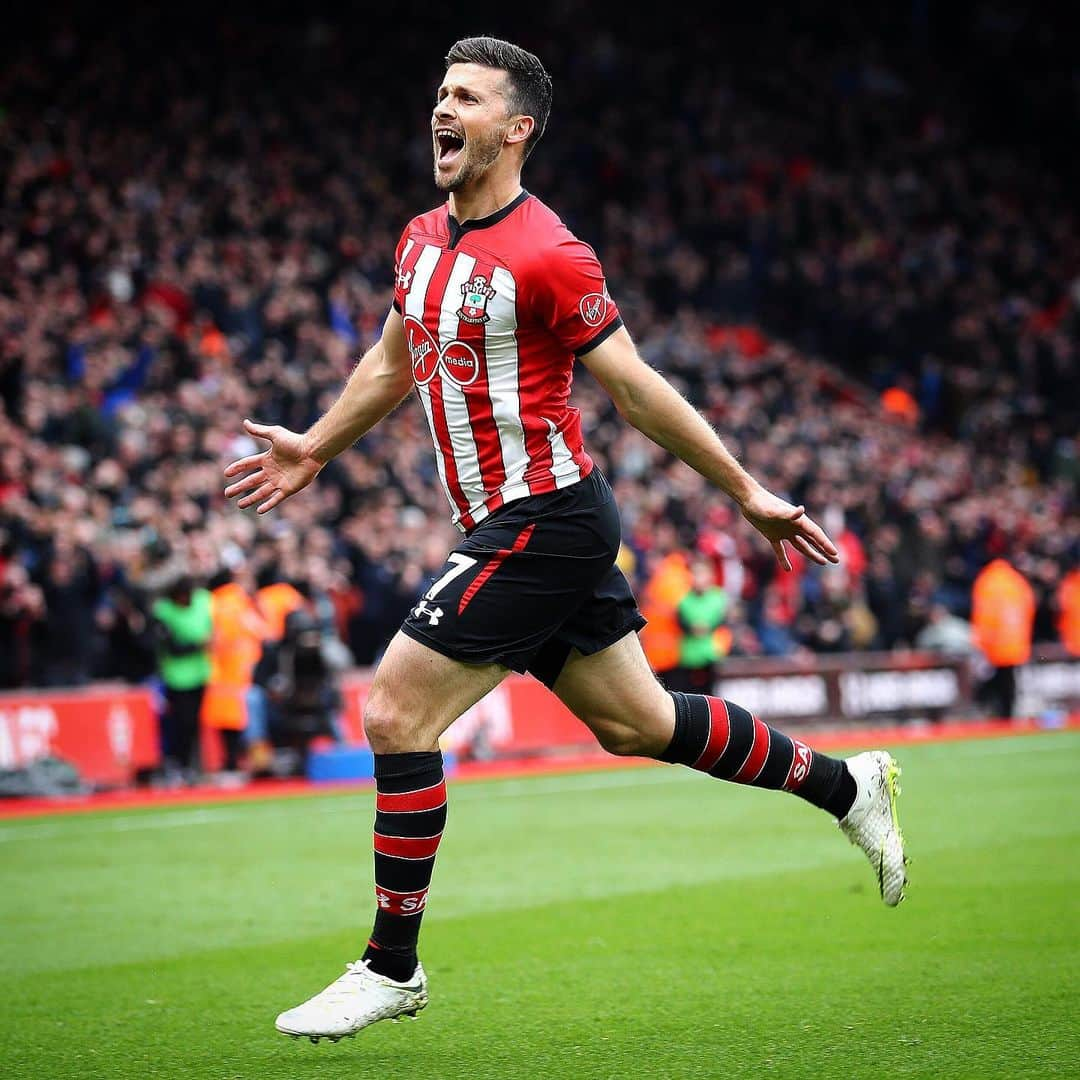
[412,600,444,626]
[396,266,413,291]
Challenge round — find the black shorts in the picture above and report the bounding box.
[400,469,646,688]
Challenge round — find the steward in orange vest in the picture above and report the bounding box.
[971,559,1035,667]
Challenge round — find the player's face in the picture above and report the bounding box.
[432,64,513,192]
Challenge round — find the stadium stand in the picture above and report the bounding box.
[0,4,1075,695]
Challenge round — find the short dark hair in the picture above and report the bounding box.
[445,36,552,160]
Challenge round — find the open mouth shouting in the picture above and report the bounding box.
[434,127,466,170]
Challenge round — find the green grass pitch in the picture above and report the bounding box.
[2,732,1077,1079]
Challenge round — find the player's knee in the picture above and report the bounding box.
[363,691,413,752]
[591,718,653,757]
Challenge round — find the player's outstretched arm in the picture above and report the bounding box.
[223,309,414,514]
[579,327,839,571]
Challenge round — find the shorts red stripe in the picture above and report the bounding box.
[377,781,447,813]
[457,523,535,615]
[374,832,443,859]
[692,697,731,772]
[374,885,429,916]
[733,717,771,783]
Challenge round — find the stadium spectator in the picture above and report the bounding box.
[754,584,804,658]
[971,558,1036,718]
[914,602,976,657]
[244,569,306,773]
[1058,568,1080,657]
[671,558,730,694]
[250,586,347,773]
[37,544,99,686]
[255,571,307,643]
[95,581,156,684]
[203,564,267,784]
[151,573,213,784]
[637,526,691,680]
[0,560,45,687]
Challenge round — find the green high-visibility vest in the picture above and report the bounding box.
[152,589,212,690]
[677,588,728,668]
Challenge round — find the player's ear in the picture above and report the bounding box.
[505,115,535,147]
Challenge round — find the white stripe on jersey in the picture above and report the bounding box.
[484,267,532,504]
[437,253,486,513]
[404,245,452,506]
[543,418,581,489]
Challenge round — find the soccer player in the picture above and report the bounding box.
[223,36,907,1042]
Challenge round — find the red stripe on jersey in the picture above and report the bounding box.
[377,781,447,813]
[423,255,471,519]
[692,697,731,772]
[458,523,535,615]
[374,832,443,859]
[374,885,429,916]
[562,408,593,474]
[784,739,814,791]
[733,716,772,783]
[457,257,507,493]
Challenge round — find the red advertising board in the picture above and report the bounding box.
[2,646,1076,789]
[0,685,160,787]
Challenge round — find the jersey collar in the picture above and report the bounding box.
[447,189,530,250]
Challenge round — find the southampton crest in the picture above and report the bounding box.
[457,274,497,324]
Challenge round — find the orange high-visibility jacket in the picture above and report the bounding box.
[639,553,692,673]
[971,559,1035,667]
[256,582,305,641]
[202,582,269,731]
[1058,569,1080,657]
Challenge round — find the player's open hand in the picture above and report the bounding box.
[223,419,324,514]
[739,487,840,572]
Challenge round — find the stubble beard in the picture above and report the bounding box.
[433,126,506,192]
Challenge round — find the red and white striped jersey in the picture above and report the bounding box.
[392,190,622,532]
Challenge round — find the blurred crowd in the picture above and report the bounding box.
[0,7,1076,700]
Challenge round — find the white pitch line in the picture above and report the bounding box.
[0,767,689,842]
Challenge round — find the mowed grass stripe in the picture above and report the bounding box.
[4,736,1078,976]
[1,726,1073,841]
[2,735,1077,1079]
[0,765,691,842]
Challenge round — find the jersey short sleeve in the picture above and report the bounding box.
[529,235,623,355]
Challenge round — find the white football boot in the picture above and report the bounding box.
[839,751,908,906]
[275,960,428,1042]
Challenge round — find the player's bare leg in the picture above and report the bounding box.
[275,632,507,1041]
[362,630,508,753]
[551,630,676,757]
[552,632,907,905]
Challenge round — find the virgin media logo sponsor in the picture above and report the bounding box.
[404,316,482,387]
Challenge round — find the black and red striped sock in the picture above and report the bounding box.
[361,751,446,982]
[659,692,856,818]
